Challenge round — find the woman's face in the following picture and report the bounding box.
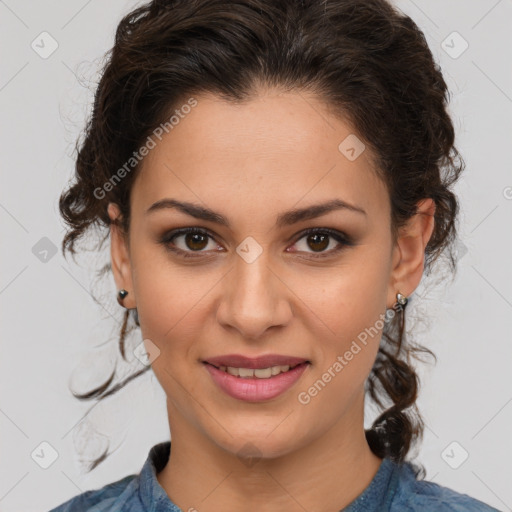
[109,89,417,460]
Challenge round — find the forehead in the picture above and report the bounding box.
[131,90,389,225]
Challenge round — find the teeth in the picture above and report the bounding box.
[271,366,281,376]
[219,364,295,378]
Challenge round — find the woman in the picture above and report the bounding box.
[50,0,499,510]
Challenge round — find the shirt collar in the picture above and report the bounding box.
[343,457,400,511]
[138,441,181,512]
[137,441,401,512]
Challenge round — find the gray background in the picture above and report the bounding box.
[1,0,511,510]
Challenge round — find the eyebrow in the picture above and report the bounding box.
[145,198,367,227]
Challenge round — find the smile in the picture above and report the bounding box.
[203,361,310,402]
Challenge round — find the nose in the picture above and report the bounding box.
[216,251,293,340]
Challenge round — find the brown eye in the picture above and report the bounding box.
[160,228,218,257]
[306,233,330,252]
[160,227,353,260]
[183,232,209,251]
[290,228,353,258]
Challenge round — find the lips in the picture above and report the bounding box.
[204,360,310,402]
[203,354,310,370]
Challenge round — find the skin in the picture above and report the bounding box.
[108,88,435,512]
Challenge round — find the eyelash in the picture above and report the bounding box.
[159,227,354,260]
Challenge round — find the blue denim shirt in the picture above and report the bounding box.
[49,441,500,511]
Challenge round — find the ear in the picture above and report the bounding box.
[387,198,436,308]
[108,202,136,309]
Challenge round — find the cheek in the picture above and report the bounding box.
[297,259,388,388]
[301,258,388,341]
[131,255,215,359]
[297,297,384,420]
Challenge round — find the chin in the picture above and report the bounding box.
[213,428,301,463]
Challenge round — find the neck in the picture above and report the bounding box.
[157,392,383,512]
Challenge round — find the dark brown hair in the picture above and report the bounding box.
[59,0,464,474]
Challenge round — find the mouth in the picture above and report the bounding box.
[203,360,309,379]
[202,354,311,379]
[202,357,311,402]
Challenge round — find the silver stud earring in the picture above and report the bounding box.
[396,292,408,307]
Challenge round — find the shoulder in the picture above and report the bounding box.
[49,441,174,512]
[389,461,500,512]
[49,474,139,511]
